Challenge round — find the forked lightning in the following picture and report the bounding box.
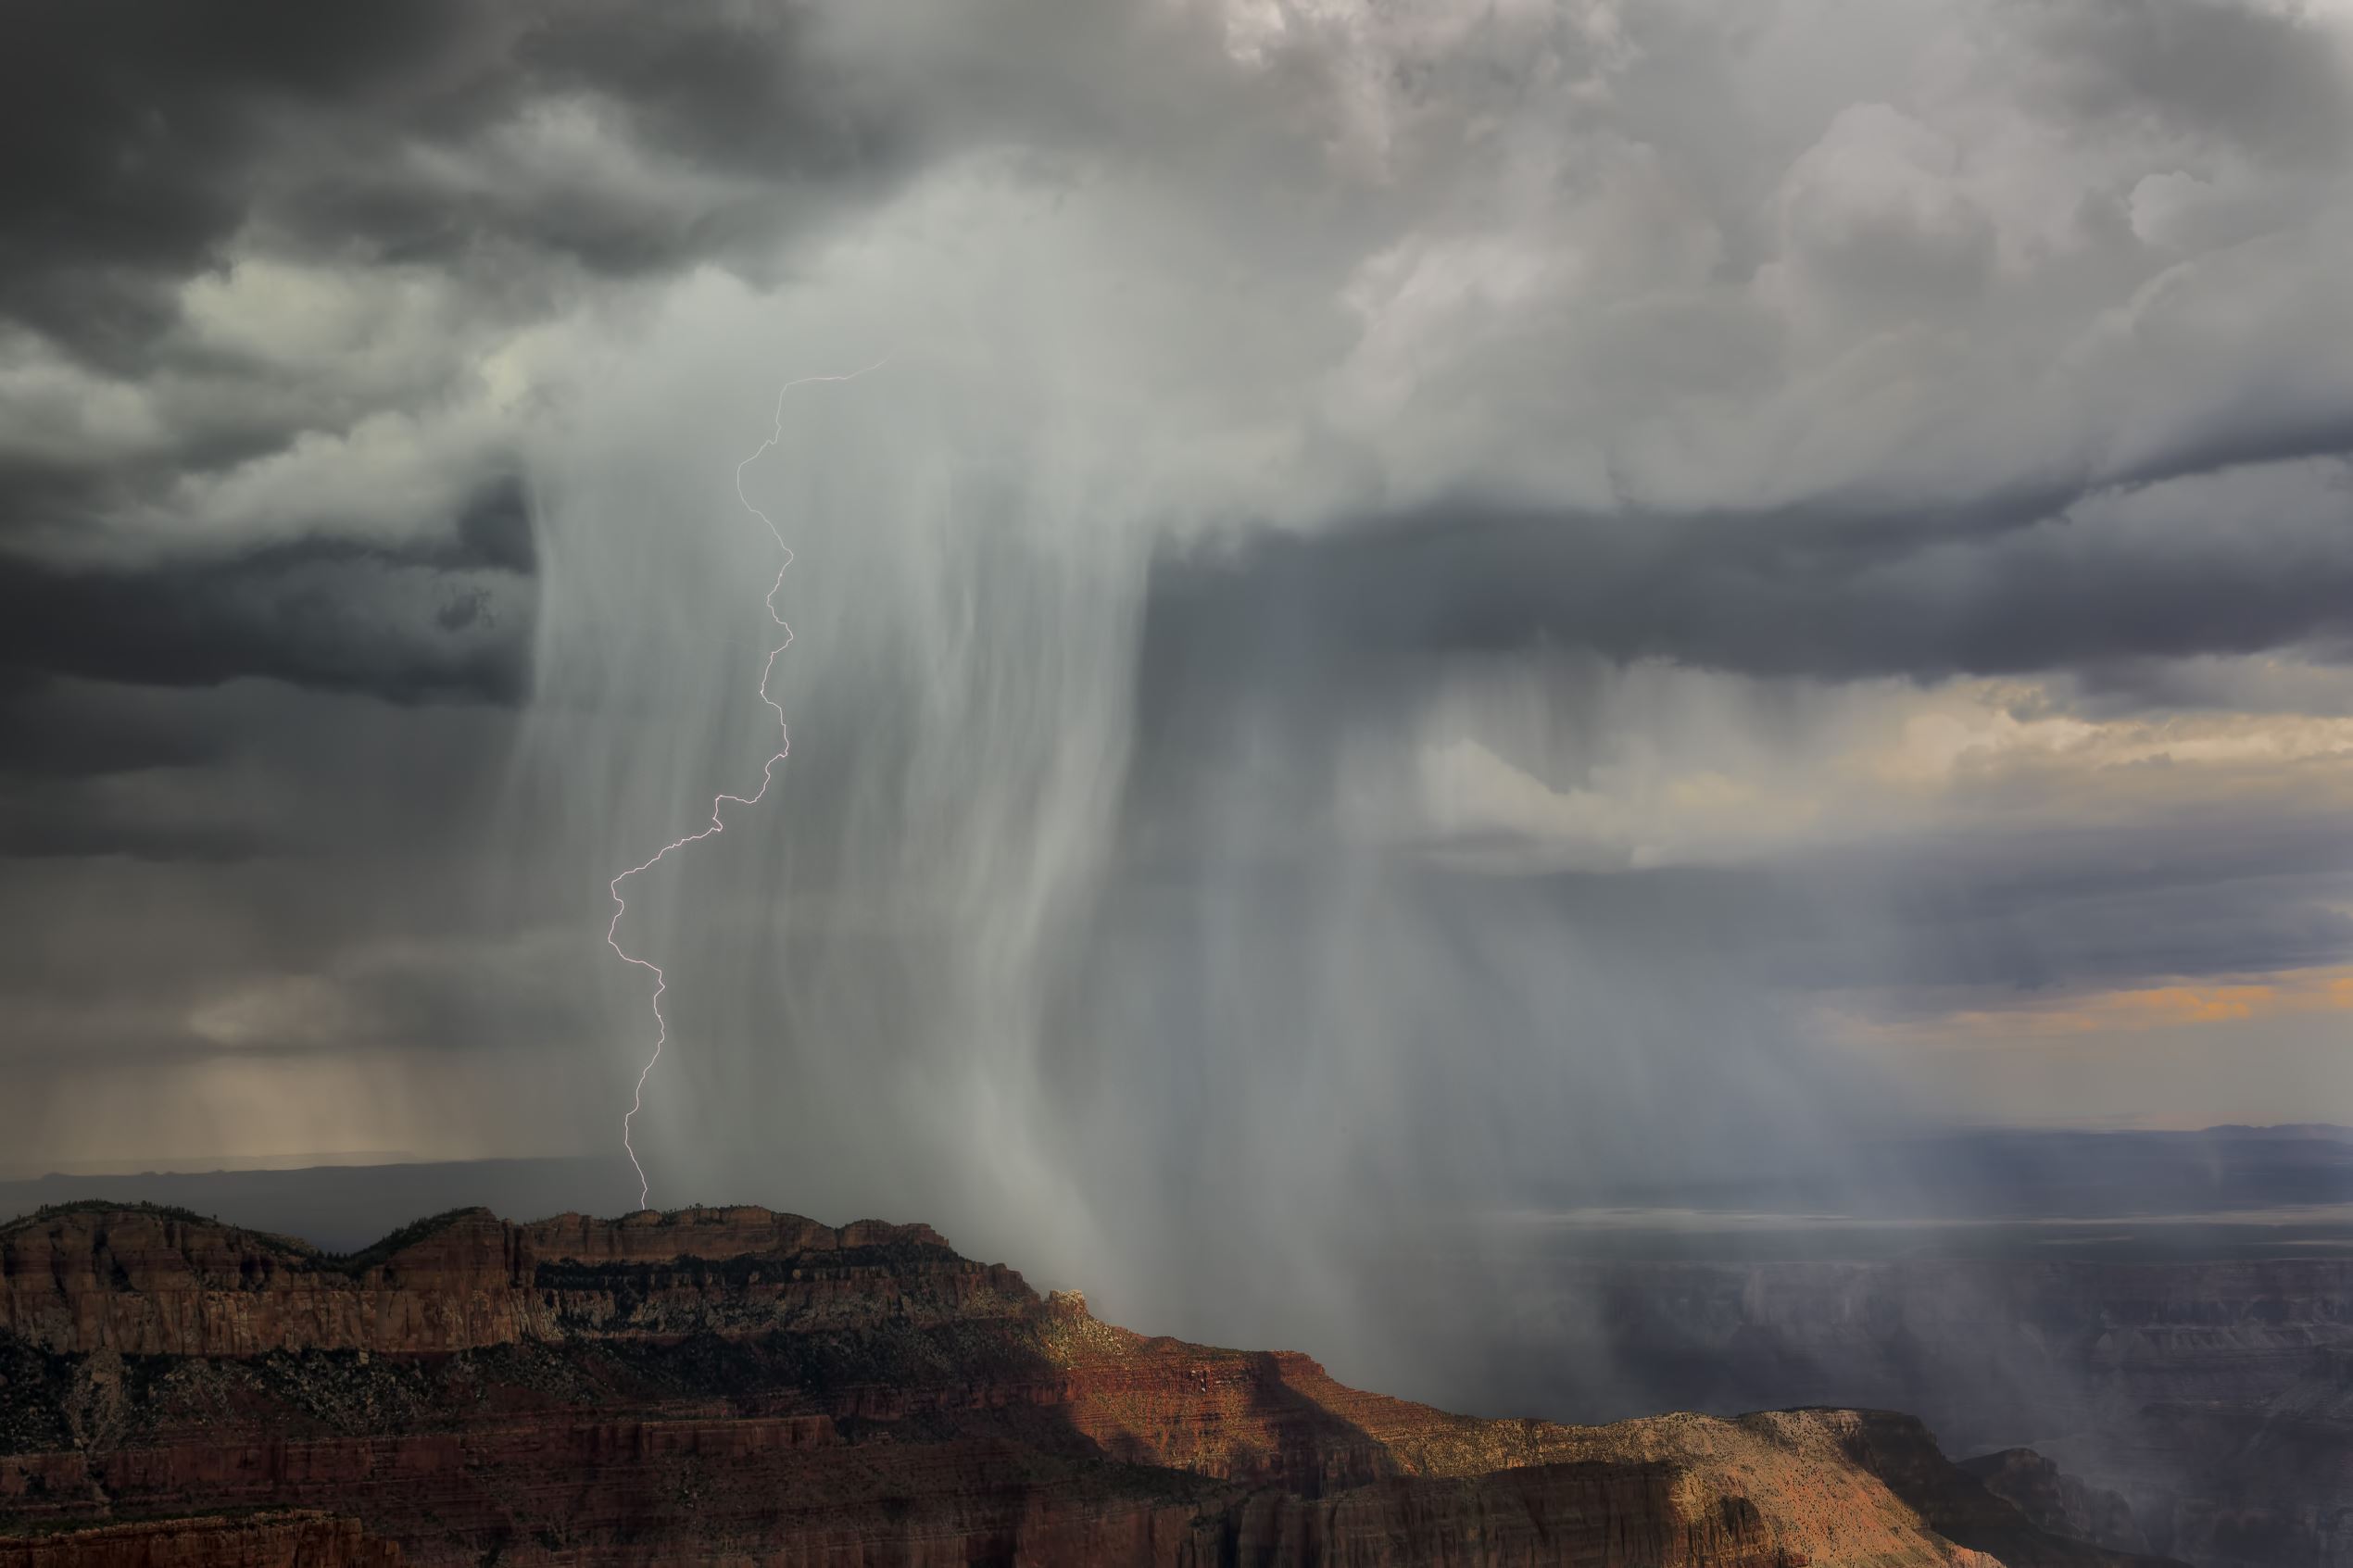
[605,361,885,1210]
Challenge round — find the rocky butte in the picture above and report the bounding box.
[0,1203,2183,1567]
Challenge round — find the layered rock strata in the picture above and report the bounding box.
[0,1206,2178,1567]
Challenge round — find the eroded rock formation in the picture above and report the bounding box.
[0,1205,2179,1567]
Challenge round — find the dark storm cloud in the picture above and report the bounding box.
[1256,815,2353,1013]
[0,0,913,1076]
[448,474,536,575]
[0,677,231,780]
[0,527,533,707]
[1139,458,2353,714]
[0,0,906,796]
[0,788,263,862]
[1128,444,2353,1007]
[1469,800,2346,1000]
[6,0,2353,1196]
[511,6,895,177]
[0,1,490,367]
[1736,822,2353,997]
[1876,860,2353,996]
[2068,648,2353,715]
[1,0,900,367]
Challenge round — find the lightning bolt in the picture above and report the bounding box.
[606,360,885,1211]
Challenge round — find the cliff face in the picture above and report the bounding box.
[0,1205,2173,1568]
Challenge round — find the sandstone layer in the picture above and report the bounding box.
[0,1205,2178,1568]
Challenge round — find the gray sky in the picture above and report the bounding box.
[6,2,2353,1307]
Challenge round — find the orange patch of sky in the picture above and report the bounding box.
[1831,963,2353,1046]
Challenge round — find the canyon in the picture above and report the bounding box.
[1444,1248,2353,1568]
[0,1203,2171,1568]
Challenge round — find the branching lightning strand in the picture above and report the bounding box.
[606,361,886,1211]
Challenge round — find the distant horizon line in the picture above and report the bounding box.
[7,1122,2352,1185]
[0,1150,623,1182]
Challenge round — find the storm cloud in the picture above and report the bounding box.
[5,0,2353,1392]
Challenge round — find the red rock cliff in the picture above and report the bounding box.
[0,1205,1021,1358]
[0,1205,2176,1568]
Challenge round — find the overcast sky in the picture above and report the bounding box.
[6,1,2353,1296]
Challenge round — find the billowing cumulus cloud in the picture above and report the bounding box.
[5,0,2353,1395]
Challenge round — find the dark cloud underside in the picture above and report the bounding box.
[1139,461,2353,709]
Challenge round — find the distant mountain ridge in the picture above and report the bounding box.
[9,1123,2347,1265]
[0,1157,644,1255]
[1552,1123,2353,1219]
